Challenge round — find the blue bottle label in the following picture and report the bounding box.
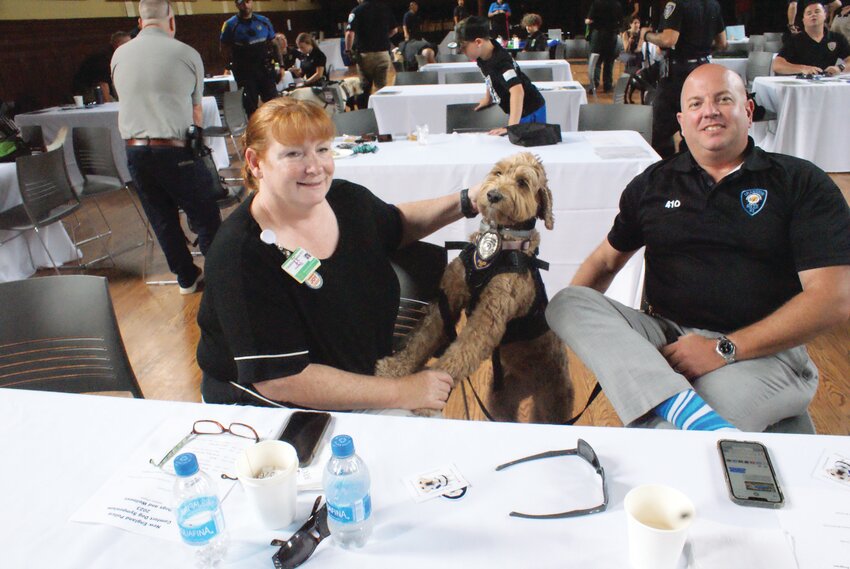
[327,494,372,524]
[177,495,221,544]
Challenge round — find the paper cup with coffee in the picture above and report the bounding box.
[73,96,84,108]
[624,484,695,569]
[235,440,298,529]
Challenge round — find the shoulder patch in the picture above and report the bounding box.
[663,1,676,19]
[502,69,517,82]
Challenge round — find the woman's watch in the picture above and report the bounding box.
[460,188,476,218]
[715,336,737,364]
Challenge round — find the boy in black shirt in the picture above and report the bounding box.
[456,16,547,135]
[522,13,548,51]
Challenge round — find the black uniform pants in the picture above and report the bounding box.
[651,62,701,158]
[590,30,618,91]
[234,66,278,117]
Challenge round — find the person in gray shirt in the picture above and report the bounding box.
[111,0,221,294]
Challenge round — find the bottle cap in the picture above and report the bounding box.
[331,434,355,458]
[174,452,200,477]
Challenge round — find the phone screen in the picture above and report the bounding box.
[278,411,332,467]
[719,440,783,505]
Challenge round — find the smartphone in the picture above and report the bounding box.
[278,411,332,468]
[717,439,784,509]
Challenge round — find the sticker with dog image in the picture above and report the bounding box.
[813,451,850,490]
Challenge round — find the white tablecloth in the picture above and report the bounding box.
[334,131,659,308]
[369,82,588,135]
[319,37,348,76]
[420,60,572,83]
[15,97,230,187]
[0,163,79,282]
[2,388,846,569]
[751,76,850,172]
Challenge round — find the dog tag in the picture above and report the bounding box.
[282,247,321,285]
[474,230,501,269]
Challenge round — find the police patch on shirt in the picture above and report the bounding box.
[741,188,768,216]
[502,69,517,82]
[828,41,836,51]
[348,12,355,24]
[663,2,676,19]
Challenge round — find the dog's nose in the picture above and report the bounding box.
[487,190,503,203]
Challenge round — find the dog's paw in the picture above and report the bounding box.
[375,356,414,378]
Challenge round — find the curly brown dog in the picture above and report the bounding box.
[376,153,574,422]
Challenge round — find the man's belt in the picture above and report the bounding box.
[670,57,710,65]
[126,138,187,148]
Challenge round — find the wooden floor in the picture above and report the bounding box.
[33,61,850,435]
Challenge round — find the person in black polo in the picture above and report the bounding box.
[787,0,841,36]
[403,1,421,41]
[546,64,850,433]
[345,0,398,108]
[643,0,726,158]
[775,1,850,75]
[456,16,547,136]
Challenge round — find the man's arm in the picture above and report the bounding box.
[506,83,524,125]
[713,30,727,51]
[570,239,638,292]
[662,265,850,379]
[254,364,453,411]
[344,30,355,52]
[645,28,680,49]
[787,1,799,30]
[193,104,203,127]
[773,54,823,75]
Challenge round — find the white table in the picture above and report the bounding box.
[319,37,348,76]
[0,163,79,282]
[3,388,846,568]
[420,60,572,83]
[14,97,230,187]
[751,76,850,172]
[203,75,237,92]
[369,82,587,135]
[334,131,659,308]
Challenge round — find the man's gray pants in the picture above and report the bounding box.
[545,286,818,432]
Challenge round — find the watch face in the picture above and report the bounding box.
[719,339,734,356]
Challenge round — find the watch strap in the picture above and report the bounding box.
[460,188,476,218]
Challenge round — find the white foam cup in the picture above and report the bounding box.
[73,96,84,108]
[235,440,298,529]
[624,484,695,569]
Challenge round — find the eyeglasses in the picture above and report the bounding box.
[149,420,260,468]
[495,438,608,519]
[271,496,330,569]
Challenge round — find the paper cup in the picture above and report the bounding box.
[624,484,695,569]
[235,440,298,529]
[73,95,84,108]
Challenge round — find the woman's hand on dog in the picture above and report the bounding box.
[396,369,454,411]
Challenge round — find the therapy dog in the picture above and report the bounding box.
[376,153,573,422]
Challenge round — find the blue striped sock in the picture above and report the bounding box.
[655,390,738,431]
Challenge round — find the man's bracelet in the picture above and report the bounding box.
[460,188,476,218]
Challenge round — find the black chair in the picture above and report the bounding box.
[446,103,506,133]
[203,79,231,116]
[0,148,83,273]
[578,103,653,143]
[71,126,149,261]
[203,89,248,157]
[523,67,554,82]
[332,108,379,136]
[445,71,484,84]
[517,51,550,61]
[389,241,447,352]
[395,71,439,85]
[0,275,143,398]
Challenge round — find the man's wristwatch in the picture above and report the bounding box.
[460,188,476,218]
[837,61,846,73]
[715,336,737,364]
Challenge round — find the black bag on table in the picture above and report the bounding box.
[506,123,562,147]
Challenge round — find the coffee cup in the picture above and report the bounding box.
[624,484,695,569]
[235,440,298,529]
[73,95,84,108]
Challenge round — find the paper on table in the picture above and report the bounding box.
[594,146,654,160]
[70,412,283,542]
[686,519,798,569]
[584,132,633,146]
[776,487,850,569]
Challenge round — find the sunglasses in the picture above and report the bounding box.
[271,497,330,569]
[495,438,608,519]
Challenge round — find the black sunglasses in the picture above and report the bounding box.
[271,497,330,569]
[495,438,608,519]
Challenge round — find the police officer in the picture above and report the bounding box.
[345,0,398,109]
[220,0,278,116]
[644,0,726,157]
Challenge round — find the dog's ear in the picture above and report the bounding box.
[537,185,554,230]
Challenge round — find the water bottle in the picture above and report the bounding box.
[173,453,229,568]
[323,435,372,548]
[94,85,104,105]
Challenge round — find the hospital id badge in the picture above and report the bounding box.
[282,247,321,284]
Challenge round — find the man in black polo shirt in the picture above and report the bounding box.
[775,1,850,75]
[546,64,850,433]
[787,0,841,36]
[643,0,726,158]
[403,1,421,41]
[345,0,398,108]
[456,16,547,136]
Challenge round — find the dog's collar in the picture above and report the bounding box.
[479,219,536,241]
